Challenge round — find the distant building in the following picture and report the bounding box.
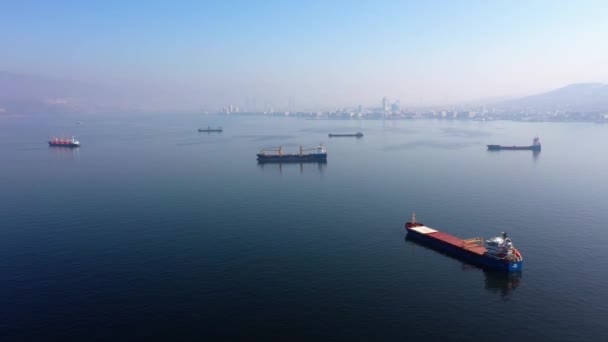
[456,111,470,119]
[391,102,400,113]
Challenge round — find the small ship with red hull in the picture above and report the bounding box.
[405,213,523,272]
[48,136,80,147]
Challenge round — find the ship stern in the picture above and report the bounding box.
[508,260,523,272]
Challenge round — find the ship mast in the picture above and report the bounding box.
[411,212,416,224]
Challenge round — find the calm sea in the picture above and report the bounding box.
[1,114,607,340]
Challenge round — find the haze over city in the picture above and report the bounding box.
[1,0,608,112]
[5,2,608,341]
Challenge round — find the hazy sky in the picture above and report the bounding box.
[1,0,607,110]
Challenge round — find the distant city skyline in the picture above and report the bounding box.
[1,1,607,112]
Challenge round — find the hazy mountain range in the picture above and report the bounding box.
[0,72,132,116]
[1,71,607,116]
[496,83,608,112]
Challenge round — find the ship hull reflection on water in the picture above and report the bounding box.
[487,149,541,162]
[483,270,522,299]
[405,236,522,299]
[257,160,326,174]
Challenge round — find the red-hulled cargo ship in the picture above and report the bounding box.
[405,213,523,272]
[48,136,80,147]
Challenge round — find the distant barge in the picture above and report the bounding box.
[405,213,523,272]
[48,136,80,148]
[488,137,541,151]
[198,126,223,132]
[257,144,327,163]
[328,132,363,137]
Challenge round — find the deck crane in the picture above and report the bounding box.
[299,144,325,156]
[259,146,283,156]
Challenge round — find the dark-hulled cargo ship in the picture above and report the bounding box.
[198,126,223,132]
[405,213,523,272]
[48,136,80,147]
[257,144,327,163]
[328,132,363,137]
[487,137,541,151]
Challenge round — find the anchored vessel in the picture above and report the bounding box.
[487,137,541,151]
[328,132,363,137]
[48,136,80,147]
[257,144,327,163]
[198,126,223,132]
[405,213,523,272]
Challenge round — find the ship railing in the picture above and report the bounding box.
[512,248,523,262]
[494,250,522,262]
[506,255,521,262]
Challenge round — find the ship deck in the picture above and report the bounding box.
[409,226,486,255]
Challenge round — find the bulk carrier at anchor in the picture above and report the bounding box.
[328,132,363,138]
[405,213,523,272]
[256,144,327,163]
[487,137,541,151]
